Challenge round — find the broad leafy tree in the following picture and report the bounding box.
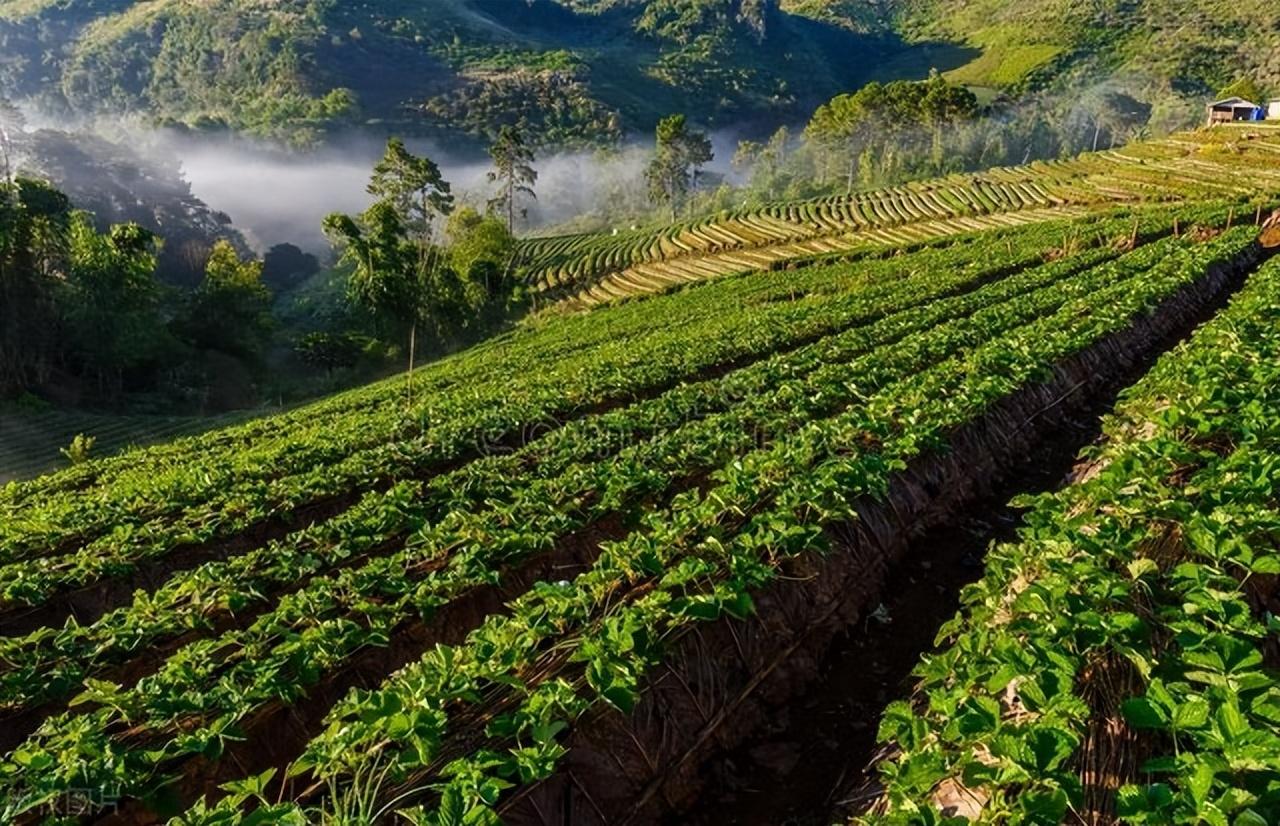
[325,138,457,401]
[448,206,516,299]
[295,331,363,377]
[806,74,979,190]
[0,178,71,395]
[261,242,319,292]
[64,217,166,394]
[176,240,273,361]
[733,126,793,202]
[324,203,418,342]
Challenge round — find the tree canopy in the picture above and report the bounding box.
[806,74,980,146]
[64,218,167,391]
[805,74,980,190]
[176,240,273,361]
[646,114,714,218]
[487,124,538,233]
[325,139,502,395]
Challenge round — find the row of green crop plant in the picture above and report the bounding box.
[173,225,1266,826]
[3,195,1246,547]
[0,217,1152,816]
[0,216,982,533]
[0,234,1049,608]
[0,243,1039,704]
[0,213,1143,614]
[0,225,1141,725]
[5,223,880,519]
[574,206,1117,309]
[0,231,998,562]
[859,256,1280,824]
[2,198,1228,637]
[4,224,1252,822]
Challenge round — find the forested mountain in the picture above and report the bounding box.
[0,0,910,148]
[12,127,248,285]
[1,0,1271,150]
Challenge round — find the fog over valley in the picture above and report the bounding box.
[175,132,750,255]
[44,124,739,256]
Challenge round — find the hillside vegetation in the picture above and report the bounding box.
[862,247,1280,826]
[898,0,1280,113]
[5,3,1280,822]
[0,0,911,146]
[2,0,1275,149]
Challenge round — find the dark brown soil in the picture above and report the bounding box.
[672,418,1096,826]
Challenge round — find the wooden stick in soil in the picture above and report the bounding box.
[407,319,416,411]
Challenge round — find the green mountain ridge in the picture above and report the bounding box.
[0,0,920,148]
[1,0,1276,150]
[899,0,1280,116]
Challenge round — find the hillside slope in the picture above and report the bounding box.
[3,0,1275,149]
[897,0,1280,116]
[0,0,911,147]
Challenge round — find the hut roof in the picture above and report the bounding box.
[1208,97,1259,109]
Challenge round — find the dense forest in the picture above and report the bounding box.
[0,0,905,148]
[0,124,523,413]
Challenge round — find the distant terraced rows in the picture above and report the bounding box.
[517,124,1280,307]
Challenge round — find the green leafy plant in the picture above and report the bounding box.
[59,433,96,465]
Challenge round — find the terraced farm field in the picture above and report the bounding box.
[2,195,1279,826]
[518,124,1280,308]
